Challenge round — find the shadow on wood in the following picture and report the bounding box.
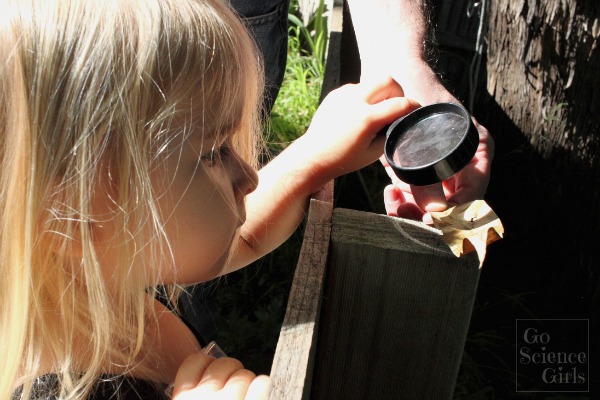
[311,209,479,399]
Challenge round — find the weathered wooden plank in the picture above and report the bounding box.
[311,208,480,400]
[268,198,333,400]
[267,4,343,394]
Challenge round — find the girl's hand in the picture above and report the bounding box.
[226,77,419,272]
[294,76,420,191]
[172,353,269,400]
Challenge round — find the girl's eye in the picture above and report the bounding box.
[202,145,231,167]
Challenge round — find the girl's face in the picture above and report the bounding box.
[93,123,258,285]
[151,127,259,284]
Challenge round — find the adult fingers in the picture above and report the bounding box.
[383,185,424,220]
[410,183,448,212]
[445,173,487,205]
[383,185,406,216]
[446,122,494,204]
[397,202,426,221]
[382,156,448,218]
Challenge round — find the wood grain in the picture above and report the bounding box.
[268,198,333,400]
[311,208,480,400]
[268,2,342,396]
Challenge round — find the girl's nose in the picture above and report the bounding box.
[233,155,258,200]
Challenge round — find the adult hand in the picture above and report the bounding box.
[345,0,495,222]
[172,353,269,400]
[381,117,494,223]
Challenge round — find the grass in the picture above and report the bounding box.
[267,0,327,149]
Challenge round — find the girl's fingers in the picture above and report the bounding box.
[198,357,245,389]
[219,368,258,398]
[173,356,269,400]
[361,76,405,104]
[366,96,421,132]
[245,375,270,400]
[173,356,266,400]
[172,352,215,397]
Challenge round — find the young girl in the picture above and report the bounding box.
[1,0,418,398]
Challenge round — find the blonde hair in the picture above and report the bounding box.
[0,0,263,398]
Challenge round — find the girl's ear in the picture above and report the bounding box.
[43,228,85,258]
[41,212,112,259]
[43,169,119,259]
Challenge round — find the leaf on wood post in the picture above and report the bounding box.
[430,200,504,268]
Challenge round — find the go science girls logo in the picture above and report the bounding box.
[516,319,589,392]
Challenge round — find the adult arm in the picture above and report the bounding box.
[347,0,494,221]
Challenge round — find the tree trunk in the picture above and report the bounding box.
[487,0,599,161]
[484,0,599,321]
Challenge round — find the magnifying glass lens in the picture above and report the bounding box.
[384,103,478,186]
[392,112,469,168]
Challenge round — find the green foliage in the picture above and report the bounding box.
[287,0,327,75]
[543,102,568,124]
[268,0,328,149]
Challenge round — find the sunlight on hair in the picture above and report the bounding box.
[1,0,263,398]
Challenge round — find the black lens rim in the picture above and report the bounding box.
[384,102,478,186]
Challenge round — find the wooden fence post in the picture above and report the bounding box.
[310,209,479,399]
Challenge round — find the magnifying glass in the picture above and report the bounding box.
[384,103,478,186]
